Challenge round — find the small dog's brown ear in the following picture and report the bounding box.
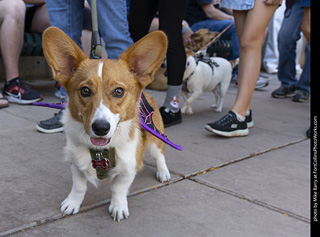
[119,31,168,88]
[42,27,87,86]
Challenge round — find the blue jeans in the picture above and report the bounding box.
[277,0,310,92]
[46,0,133,59]
[190,19,239,61]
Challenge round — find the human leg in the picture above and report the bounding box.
[29,4,50,33]
[128,0,158,42]
[276,1,304,89]
[293,43,310,102]
[206,0,278,136]
[92,0,133,59]
[0,0,42,104]
[46,0,83,47]
[301,7,310,45]
[158,0,188,127]
[0,0,25,82]
[37,0,83,132]
[232,1,279,117]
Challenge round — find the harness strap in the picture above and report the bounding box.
[182,56,220,93]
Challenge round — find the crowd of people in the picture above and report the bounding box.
[0,0,311,138]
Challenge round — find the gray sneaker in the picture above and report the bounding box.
[292,90,309,102]
[271,86,296,98]
[36,110,64,133]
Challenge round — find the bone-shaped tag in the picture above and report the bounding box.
[92,158,109,170]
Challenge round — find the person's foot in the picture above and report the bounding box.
[36,110,64,133]
[0,90,9,108]
[254,75,270,89]
[246,109,254,128]
[292,89,309,103]
[55,82,68,99]
[271,85,296,98]
[205,111,248,137]
[160,106,182,128]
[265,67,278,74]
[4,78,42,104]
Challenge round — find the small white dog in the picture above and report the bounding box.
[181,55,238,115]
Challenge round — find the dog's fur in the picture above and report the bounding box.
[43,27,171,221]
[147,29,219,91]
[185,29,219,52]
[181,55,238,115]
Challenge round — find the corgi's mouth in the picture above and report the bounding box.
[90,137,111,146]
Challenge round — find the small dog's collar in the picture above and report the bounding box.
[90,148,116,180]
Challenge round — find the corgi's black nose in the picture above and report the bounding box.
[92,120,110,136]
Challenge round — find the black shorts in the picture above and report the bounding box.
[25,6,39,32]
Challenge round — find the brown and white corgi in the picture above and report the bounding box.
[42,27,171,221]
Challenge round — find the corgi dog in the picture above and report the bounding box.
[42,27,171,221]
[181,55,238,115]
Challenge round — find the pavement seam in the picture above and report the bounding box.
[188,177,310,224]
[184,137,308,179]
[0,176,184,236]
[182,138,310,224]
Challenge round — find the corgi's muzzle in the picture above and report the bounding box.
[90,119,111,146]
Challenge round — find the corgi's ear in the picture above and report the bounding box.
[119,31,168,88]
[42,27,87,86]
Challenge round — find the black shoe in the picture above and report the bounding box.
[4,78,42,104]
[160,106,182,128]
[36,110,64,133]
[205,111,248,137]
[271,86,296,98]
[246,110,254,128]
[292,90,309,102]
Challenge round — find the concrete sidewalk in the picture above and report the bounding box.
[0,74,310,236]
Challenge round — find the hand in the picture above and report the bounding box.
[183,27,197,48]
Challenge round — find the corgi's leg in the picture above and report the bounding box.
[150,143,171,183]
[61,164,88,215]
[109,142,138,221]
[109,169,135,221]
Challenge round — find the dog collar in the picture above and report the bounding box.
[90,148,116,180]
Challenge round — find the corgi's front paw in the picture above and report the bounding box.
[60,194,83,215]
[156,168,171,183]
[109,197,129,221]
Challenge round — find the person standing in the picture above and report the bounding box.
[129,0,189,127]
[205,0,282,137]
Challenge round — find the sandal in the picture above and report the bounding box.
[0,89,9,108]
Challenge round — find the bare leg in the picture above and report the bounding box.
[29,4,50,33]
[301,7,310,45]
[0,0,25,82]
[232,1,279,117]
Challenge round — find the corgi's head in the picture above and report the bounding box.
[43,27,167,148]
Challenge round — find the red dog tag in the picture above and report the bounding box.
[92,158,110,170]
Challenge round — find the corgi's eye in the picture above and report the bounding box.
[113,88,124,98]
[80,87,91,97]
